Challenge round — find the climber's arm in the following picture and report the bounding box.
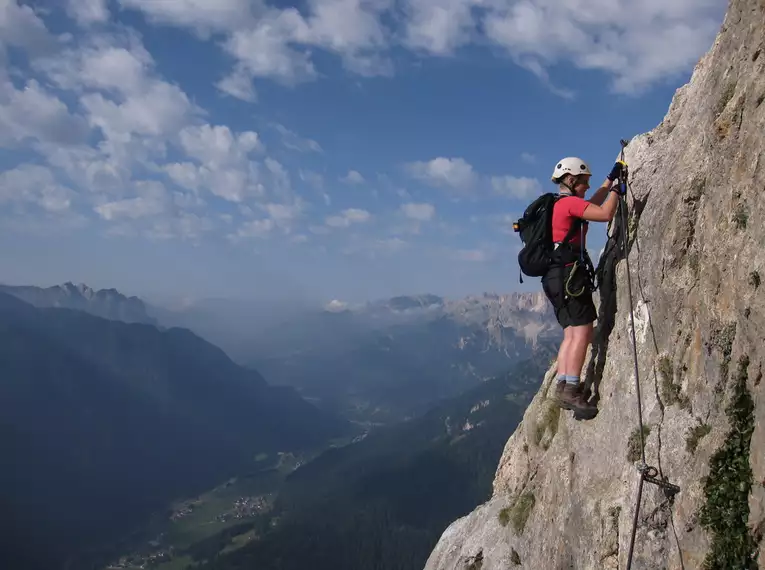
[580,190,619,222]
[587,178,615,206]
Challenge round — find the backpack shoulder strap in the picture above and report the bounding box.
[561,218,584,245]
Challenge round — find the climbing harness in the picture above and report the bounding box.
[563,234,596,299]
[554,193,596,299]
[617,139,681,570]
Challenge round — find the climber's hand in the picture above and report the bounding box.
[607,161,626,182]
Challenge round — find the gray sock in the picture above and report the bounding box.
[565,375,580,385]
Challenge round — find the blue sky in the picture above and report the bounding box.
[0,0,727,306]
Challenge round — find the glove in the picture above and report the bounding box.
[612,182,627,196]
[607,160,627,182]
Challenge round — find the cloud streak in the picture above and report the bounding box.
[116,0,724,97]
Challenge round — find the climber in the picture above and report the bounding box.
[544,157,625,418]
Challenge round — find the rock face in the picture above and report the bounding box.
[424,1,765,568]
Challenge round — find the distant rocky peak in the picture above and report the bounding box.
[0,282,156,326]
[61,281,95,299]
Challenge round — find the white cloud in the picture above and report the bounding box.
[0,164,75,212]
[0,0,726,253]
[216,66,258,102]
[375,237,407,252]
[118,0,253,36]
[81,81,194,139]
[326,207,371,228]
[228,198,306,241]
[35,32,202,175]
[482,0,724,94]
[179,124,264,166]
[162,125,266,203]
[0,79,90,148]
[117,0,394,88]
[402,0,479,55]
[342,236,408,257]
[290,233,309,244]
[405,157,477,191]
[0,2,304,245]
[299,170,325,190]
[0,0,56,56]
[164,162,201,192]
[25,33,200,201]
[273,123,322,153]
[115,0,723,96]
[490,175,542,199]
[94,180,169,220]
[521,152,537,163]
[259,200,306,233]
[342,170,365,184]
[66,0,110,26]
[223,14,318,85]
[401,202,435,221]
[264,157,292,198]
[36,38,152,96]
[215,0,392,86]
[145,211,215,241]
[453,248,490,262]
[234,218,275,239]
[325,299,348,312]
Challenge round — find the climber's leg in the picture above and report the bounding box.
[552,327,573,402]
[556,326,573,376]
[564,322,594,378]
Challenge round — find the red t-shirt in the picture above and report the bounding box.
[552,195,590,247]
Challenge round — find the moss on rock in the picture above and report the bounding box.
[698,355,758,569]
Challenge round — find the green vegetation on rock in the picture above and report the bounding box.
[698,355,758,570]
[714,82,736,117]
[686,423,712,455]
[500,492,536,535]
[534,402,560,449]
[626,425,651,463]
[658,355,691,410]
[709,321,737,384]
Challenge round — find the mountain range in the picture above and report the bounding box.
[112,357,549,570]
[0,292,348,570]
[0,281,157,325]
[0,282,561,424]
[246,291,560,422]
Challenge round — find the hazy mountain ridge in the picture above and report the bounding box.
[0,281,558,424]
[0,281,157,325]
[247,292,559,422]
[0,292,348,570]
[126,358,549,570]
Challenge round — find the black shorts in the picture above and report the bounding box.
[542,263,597,328]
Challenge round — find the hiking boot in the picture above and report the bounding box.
[554,380,579,404]
[553,380,567,404]
[558,382,597,419]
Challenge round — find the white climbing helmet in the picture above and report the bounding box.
[551,157,591,182]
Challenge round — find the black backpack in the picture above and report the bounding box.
[513,193,583,280]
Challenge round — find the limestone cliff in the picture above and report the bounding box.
[424,0,765,568]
